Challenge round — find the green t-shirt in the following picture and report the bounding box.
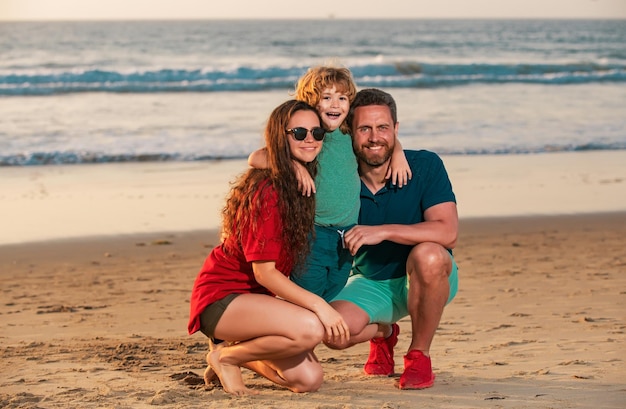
[314,128,360,226]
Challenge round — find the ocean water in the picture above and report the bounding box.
[0,19,624,166]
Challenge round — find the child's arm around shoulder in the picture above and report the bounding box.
[386,137,412,187]
[248,147,268,169]
[247,147,316,196]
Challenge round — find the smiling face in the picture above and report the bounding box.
[287,109,324,163]
[351,104,398,168]
[315,85,350,132]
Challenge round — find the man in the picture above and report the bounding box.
[326,88,459,390]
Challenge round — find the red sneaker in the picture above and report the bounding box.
[363,323,400,376]
[397,350,435,389]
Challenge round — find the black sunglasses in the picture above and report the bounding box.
[286,127,326,141]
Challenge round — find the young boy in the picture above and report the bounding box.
[248,65,410,301]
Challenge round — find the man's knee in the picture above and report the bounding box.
[330,300,370,333]
[407,242,451,281]
[324,300,370,350]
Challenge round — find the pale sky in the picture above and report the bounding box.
[1,0,625,20]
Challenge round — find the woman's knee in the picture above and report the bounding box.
[288,364,324,393]
[295,313,325,349]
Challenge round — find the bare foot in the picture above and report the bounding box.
[204,339,223,385]
[203,359,218,385]
[208,348,258,396]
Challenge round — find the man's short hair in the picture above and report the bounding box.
[347,88,398,133]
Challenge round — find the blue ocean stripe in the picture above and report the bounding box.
[0,62,624,96]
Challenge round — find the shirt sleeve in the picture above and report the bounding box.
[422,153,456,210]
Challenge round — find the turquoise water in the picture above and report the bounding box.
[1,19,624,165]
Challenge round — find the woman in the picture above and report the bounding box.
[188,100,350,396]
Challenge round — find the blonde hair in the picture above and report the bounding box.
[294,66,357,134]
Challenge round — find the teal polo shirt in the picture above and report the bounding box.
[352,150,456,281]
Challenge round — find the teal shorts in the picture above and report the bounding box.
[290,224,354,302]
[332,254,458,324]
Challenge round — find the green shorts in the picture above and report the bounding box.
[332,255,458,324]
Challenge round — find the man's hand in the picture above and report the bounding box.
[343,225,387,256]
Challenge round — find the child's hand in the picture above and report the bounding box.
[386,148,412,187]
[293,160,316,196]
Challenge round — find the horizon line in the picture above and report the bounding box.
[2,16,626,22]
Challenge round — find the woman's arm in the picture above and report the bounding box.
[253,261,349,342]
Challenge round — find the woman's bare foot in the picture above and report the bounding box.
[204,339,224,386]
[208,348,258,396]
[204,339,222,386]
[203,359,218,385]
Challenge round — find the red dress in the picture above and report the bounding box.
[187,181,294,335]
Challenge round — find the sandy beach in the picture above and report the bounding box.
[2,150,625,246]
[1,151,625,408]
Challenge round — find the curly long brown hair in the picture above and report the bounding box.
[221,100,321,268]
[294,65,357,135]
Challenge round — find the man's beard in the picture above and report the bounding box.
[354,142,393,167]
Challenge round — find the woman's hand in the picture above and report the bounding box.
[314,303,350,344]
[253,261,349,343]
